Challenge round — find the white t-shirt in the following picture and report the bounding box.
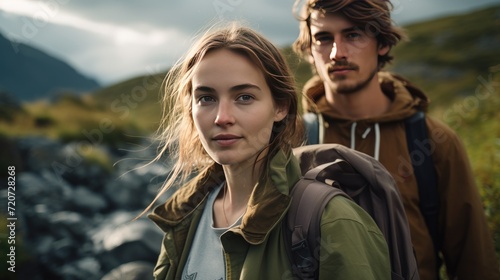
[181,183,242,280]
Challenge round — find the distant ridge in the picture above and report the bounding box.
[0,32,100,101]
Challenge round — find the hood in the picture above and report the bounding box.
[303,71,430,123]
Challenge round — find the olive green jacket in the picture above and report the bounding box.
[148,149,390,280]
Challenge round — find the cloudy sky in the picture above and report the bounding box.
[1,0,499,86]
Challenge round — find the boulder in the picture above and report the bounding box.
[101,261,154,280]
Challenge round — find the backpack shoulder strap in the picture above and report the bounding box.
[404,111,440,257]
[284,162,348,279]
[303,112,324,145]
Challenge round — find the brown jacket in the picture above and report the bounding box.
[302,72,500,280]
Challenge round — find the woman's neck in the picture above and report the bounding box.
[223,162,259,204]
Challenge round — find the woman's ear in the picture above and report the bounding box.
[274,103,289,122]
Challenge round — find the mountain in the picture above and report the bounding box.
[0,32,100,101]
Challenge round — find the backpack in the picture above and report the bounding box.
[284,144,419,280]
[303,111,440,260]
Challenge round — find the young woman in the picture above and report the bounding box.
[146,23,390,280]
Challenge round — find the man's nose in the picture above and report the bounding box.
[330,42,347,61]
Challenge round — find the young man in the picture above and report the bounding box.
[293,0,500,279]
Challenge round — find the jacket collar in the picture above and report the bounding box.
[149,149,301,244]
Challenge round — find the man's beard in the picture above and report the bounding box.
[326,62,378,94]
[336,68,377,94]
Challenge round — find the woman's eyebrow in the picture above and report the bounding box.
[193,85,215,93]
[229,83,261,92]
[193,83,261,93]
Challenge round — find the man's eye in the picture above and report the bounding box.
[314,36,333,45]
[346,32,361,39]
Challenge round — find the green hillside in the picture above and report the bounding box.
[0,73,165,145]
[388,4,500,108]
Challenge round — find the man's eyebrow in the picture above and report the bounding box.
[341,26,362,34]
[312,26,361,37]
[312,30,331,38]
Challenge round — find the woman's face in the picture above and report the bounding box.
[191,48,287,167]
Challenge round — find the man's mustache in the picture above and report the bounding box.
[327,61,359,72]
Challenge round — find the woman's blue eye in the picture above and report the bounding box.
[237,95,254,102]
[198,96,215,103]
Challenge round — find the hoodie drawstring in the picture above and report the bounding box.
[350,122,357,150]
[374,123,380,161]
[350,122,381,161]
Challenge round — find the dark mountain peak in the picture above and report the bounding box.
[0,32,100,101]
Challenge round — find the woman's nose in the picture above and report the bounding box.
[214,101,235,126]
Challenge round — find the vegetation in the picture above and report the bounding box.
[442,67,500,254]
[388,4,500,108]
[0,89,154,146]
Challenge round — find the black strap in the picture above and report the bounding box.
[303,112,320,145]
[404,111,440,270]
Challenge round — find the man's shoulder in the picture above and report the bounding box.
[423,114,461,142]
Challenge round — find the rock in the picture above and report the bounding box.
[105,171,145,210]
[70,186,109,214]
[92,212,162,272]
[58,143,112,190]
[48,211,91,240]
[17,172,72,210]
[59,257,102,280]
[101,261,154,280]
[16,136,64,172]
[12,137,172,279]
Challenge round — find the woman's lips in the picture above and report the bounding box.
[213,134,241,146]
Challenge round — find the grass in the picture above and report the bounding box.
[444,69,500,254]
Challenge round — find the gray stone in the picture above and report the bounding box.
[92,212,162,271]
[71,186,108,213]
[13,137,170,279]
[59,257,102,280]
[101,261,154,280]
[105,172,146,210]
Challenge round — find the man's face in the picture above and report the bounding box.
[309,10,389,95]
